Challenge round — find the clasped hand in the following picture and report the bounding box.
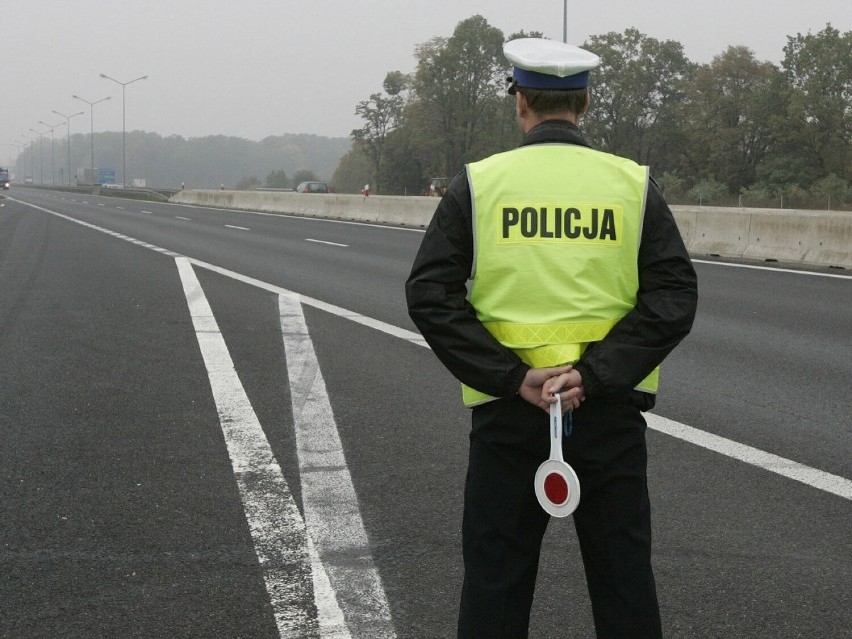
[518,365,585,414]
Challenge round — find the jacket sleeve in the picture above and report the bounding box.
[573,179,698,400]
[405,172,530,398]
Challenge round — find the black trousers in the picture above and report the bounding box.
[457,395,663,638]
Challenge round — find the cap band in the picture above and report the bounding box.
[513,67,590,90]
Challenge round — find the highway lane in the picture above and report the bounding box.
[15,188,851,474]
[1,188,850,638]
[13,188,418,331]
[0,198,285,637]
[655,260,852,476]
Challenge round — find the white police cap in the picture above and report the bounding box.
[504,38,600,90]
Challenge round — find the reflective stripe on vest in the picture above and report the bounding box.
[461,143,659,407]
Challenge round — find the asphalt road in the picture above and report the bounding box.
[1,188,850,638]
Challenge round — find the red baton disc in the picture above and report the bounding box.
[544,472,569,505]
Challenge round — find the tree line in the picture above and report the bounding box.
[340,16,852,210]
[14,131,349,191]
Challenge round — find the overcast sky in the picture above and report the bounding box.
[3,0,851,165]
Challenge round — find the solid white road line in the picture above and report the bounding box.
[225,224,251,231]
[280,293,395,638]
[176,257,338,637]
[189,258,428,347]
[691,258,850,279]
[7,198,181,257]
[175,216,192,221]
[306,238,348,247]
[645,413,852,500]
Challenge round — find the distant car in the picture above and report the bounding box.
[296,181,330,194]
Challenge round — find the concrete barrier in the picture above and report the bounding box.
[669,205,852,269]
[169,190,851,269]
[170,189,437,227]
[676,206,751,258]
[744,209,852,267]
[670,208,697,249]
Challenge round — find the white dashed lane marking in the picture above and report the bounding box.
[306,238,348,247]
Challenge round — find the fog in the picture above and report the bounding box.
[2,0,850,164]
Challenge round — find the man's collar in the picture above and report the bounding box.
[520,119,590,148]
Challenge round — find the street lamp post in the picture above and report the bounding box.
[52,109,85,186]
[72,94,111,185]
[38,120,66,186]
[29,127,48,184]
[563,0,568,43]
[99,73,147,186]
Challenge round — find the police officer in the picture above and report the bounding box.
[405,38,698,638]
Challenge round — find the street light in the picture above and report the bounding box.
[38,120,66,186]
[53,109,85,186]
[73,94,111,185]
[29,127,48,184]
[99,73,147,186]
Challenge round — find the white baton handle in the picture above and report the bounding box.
[550,393,565,463]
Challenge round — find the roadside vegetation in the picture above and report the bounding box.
[343,16,851,210]
[15,132,348,193]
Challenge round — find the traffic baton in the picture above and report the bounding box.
[534,393,581,517]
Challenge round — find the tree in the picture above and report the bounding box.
[266,169,290,188]
[291,169,318,187]
[351,71,407,194]
[582,29,695,172]
[688,177,727,205]
[810,173,850,208]
[380,126,428,195]
[236,176,260,190]
[782,24,852,182]
[684,46,785,193]
[506,30,544,41]
[752,155,819,195]
[330,148,372,193]
[657,172,686,202]
[409,15,507,177]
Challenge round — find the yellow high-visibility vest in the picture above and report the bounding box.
[462,143,659,407]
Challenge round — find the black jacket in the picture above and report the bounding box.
[405,120,698,410]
